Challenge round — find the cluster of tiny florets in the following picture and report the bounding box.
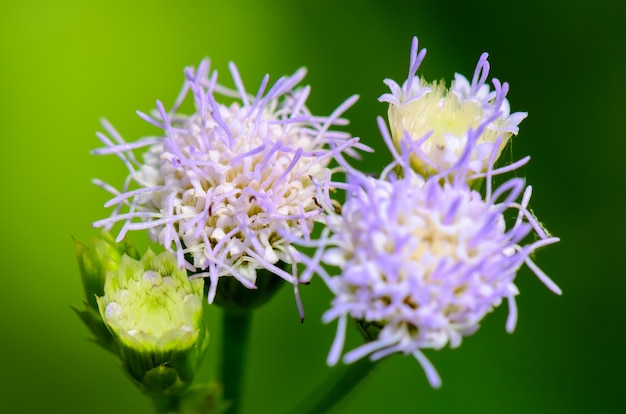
[93,59,364,302]
[315,154,559,386]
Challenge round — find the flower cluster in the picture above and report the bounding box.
[297,37,560,387]
[92,60,365,304]
[87,36,560,390]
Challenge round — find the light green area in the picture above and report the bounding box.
[98,251,204,351]
[94,250,208,397]
[0,0,623,413]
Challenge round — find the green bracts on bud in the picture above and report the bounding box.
[75,231,140,308]
[354,319,383,343]
[74,232,139,352]
[97,249,209,396]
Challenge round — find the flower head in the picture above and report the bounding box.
[379,37,527,177]
[92,60,365,305]
[301,115,560,388]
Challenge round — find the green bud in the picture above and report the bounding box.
[74,232,139,352]
[97,250,209,396]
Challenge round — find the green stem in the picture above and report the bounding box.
[286,358,378,414]
[221,310,253,414]
[151,394,179,414]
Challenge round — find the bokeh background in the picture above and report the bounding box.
[1,0,624,413]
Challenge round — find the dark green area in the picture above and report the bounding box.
[1,0,623,413]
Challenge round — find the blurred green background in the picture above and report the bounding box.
[1,0,623,412]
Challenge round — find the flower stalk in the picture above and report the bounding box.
[221,309,252,414]
[287,357,378,414]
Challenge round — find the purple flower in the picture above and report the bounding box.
[379,37,527,177]
[92,59,366,304]
[300,114,560,388]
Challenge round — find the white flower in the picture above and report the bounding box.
[299,116,560,388]
[93,59,366,305]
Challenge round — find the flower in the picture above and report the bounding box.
[300,116,560,388]
[92,59,366,306]
[97,249,209,396]
[379,37,527,177]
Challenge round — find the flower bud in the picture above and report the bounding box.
[96,250,209,396]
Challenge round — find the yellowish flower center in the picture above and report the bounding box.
[388,82,509,176]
